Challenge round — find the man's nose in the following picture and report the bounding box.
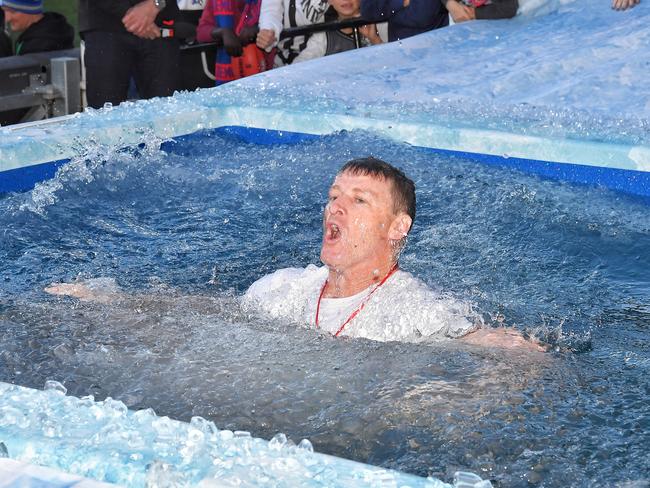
[327,197,346,215]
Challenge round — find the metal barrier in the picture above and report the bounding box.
[0,48,81,126]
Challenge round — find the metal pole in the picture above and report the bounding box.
[50,57,81,117]
[353,27,361,49]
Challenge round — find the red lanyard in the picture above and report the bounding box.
[315,264,399,337]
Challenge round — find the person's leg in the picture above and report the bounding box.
[84,31,136,109]
[133,38,181,100]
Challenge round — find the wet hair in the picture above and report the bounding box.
[338,157,416,228]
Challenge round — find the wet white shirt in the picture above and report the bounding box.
[243,265,479,343]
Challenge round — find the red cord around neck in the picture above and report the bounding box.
[315,263,399,337]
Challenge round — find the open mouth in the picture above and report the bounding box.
[325,223,342,242]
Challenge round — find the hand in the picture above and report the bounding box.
[256,28,276,50]
[45,278,121,303]
[140,23,162,40]
[446,0,475,22]
[45,282,94,300]
[222,27,243,56]
[238,25,259,45]
[123,0,161,38]
[359,24,382,44]
[462,327,547,352]
[612,0,640,10]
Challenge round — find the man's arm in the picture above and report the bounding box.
[45,278,122,304]
[292,33,327,63]
[122,0,163,40]
[462,327,546,351]
[196,0,216,43]
[443,0,474,23]
[257,0,284,50]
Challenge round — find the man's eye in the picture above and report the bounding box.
[328,195,337,201]
[355,198,366,204]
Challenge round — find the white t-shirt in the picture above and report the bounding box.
[243,265,480,343]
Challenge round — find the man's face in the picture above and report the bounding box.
[321,171,399,272]
[3,8,34,32]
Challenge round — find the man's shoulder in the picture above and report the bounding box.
[22,12,74,43]
[34,12,73,29]
[244,264,326,300]
[366,269,480,341]
[242,264,326,323]
[389,269,431,293]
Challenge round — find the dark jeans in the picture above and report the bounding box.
[83,30,180,109]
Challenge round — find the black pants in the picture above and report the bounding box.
[84,31,180,109]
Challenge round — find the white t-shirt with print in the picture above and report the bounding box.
[243,265,480,343]
[177,0,205,10]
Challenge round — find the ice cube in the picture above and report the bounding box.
[269,433,288,450]
[454,471,492,488]
[44,380,67,395]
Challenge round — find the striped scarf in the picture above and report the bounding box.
[213,0,237,85]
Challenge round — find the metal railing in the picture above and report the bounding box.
[0,49,81,125]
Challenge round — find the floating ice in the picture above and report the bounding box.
[0,381,492,487]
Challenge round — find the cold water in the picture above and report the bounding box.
[0,130,648,486]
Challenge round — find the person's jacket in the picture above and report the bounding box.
[0,32,12,57]
[79,0,179,35]
[0,10,12,57]
[361,0,448,42]
[15,12,74,55]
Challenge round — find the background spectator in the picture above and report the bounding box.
[79,0,181,109]
[256,0,329,66]
[197,0,270,84]
[360,0,448,42]
[294,0,382,63]
[197,0,245,84]
[1,0,74,55]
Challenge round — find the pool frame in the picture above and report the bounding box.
[2,119,650,200]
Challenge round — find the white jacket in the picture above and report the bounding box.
[258,0,329,66]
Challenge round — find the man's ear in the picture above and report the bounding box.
[388,213,412,240]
